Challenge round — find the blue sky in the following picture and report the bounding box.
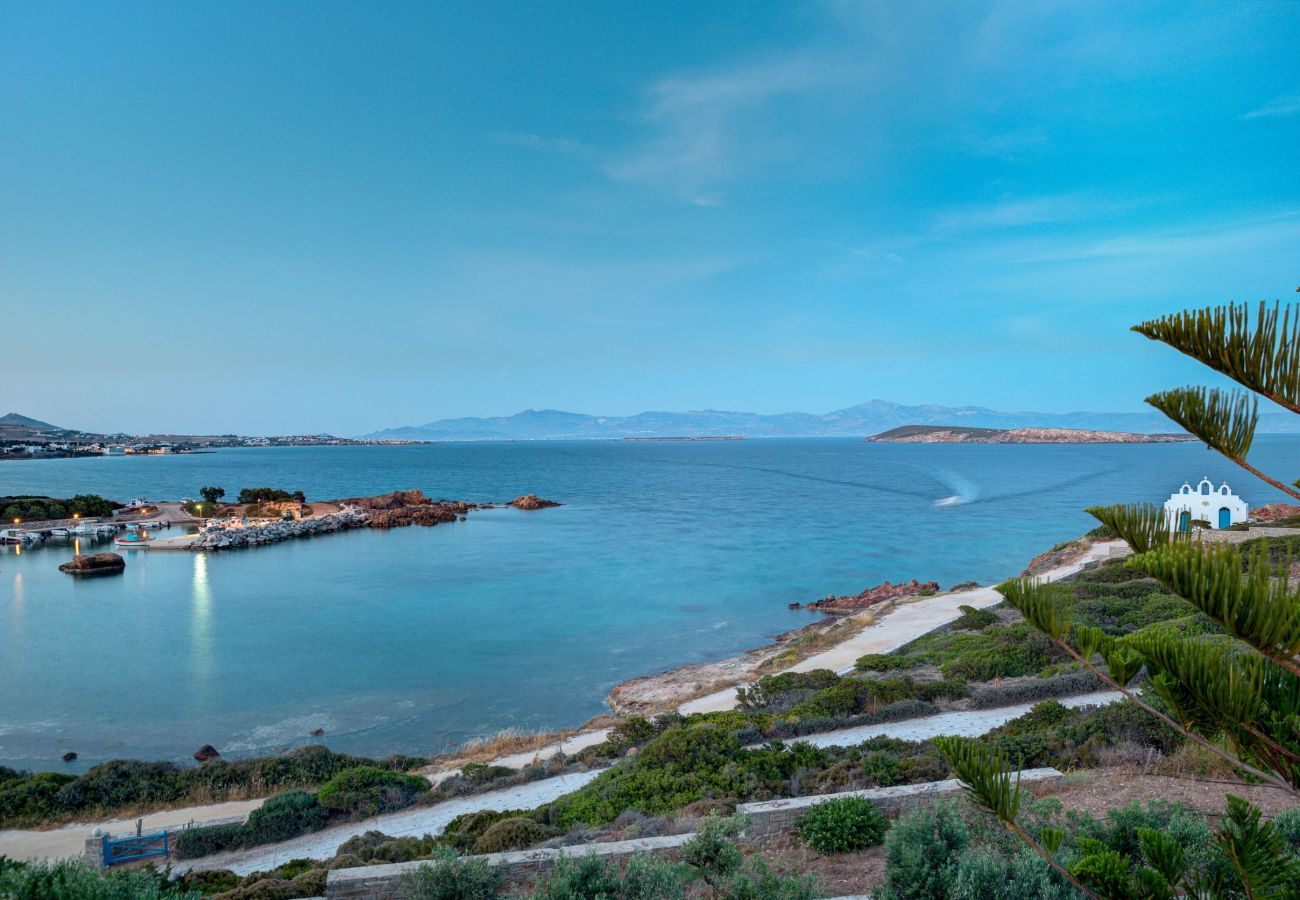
[3,1,1298,435]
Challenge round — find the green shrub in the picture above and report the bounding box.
[399,851,503,900]
[243,790,328,844]
[470,816,554,853]
[722,856,818,900]
[854,654,922,673]
[951,848,1071,900]
[796,796,887,853]
[681,816,745,888]
[316,766,430,817]
[1275,806,1300,853]
[0,858,200,899]
[173,821,248,859]
[877,800,969,899]
[534,853,688,900]
[951,605,998,631]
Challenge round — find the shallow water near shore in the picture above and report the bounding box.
[2,437,1297,771]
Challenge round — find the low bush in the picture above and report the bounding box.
[0,745,426,829]
[173,821,248,859]
[796,796,888,853]
[965,671,1105,709]
[316,766,430,817]
[399,850,503,900]
[0,858,200,899]
[243,789,329,844]
[470,816,555,853]
[951,605,998,631]
[877,800,970,899]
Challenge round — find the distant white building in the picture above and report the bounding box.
[1164,477,1248,531]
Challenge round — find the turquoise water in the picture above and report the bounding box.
[2,438,1296,771]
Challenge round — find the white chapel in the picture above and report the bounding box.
[1163,478,1249,531]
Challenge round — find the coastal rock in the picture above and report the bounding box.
[803,579,940,613]
[62,751,77,762]
[339,489,474,528]
[509,494,561,510]
[58,552,125,576]
[1251,503,1300,522]
[193,744,220,762]
[189,507,370,551]
[1022,539,1092,576]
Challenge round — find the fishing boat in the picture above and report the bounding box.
[114,527,152,548]
[0,529,40,545]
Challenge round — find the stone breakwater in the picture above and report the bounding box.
[190,507,370,550]
[187,490,564,550]
[795,578,941,613]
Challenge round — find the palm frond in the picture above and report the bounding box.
[932,735,1022,823]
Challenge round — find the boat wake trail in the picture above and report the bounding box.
[932,470,980,507]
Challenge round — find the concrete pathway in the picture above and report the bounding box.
[184,769,606,876]
[0,799,266,863]
[776,690,1123,748]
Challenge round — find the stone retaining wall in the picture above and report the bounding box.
[737,767,1064,842]
[323,768,1063,899]
[325,834,692,899]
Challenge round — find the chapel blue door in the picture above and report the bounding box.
[1179,511,1191,532]
[1219,507,1232,529]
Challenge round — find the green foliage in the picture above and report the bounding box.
[854,653,923,673]
[680,815,746,887]
[243,789,328,843]
[1133,301,1300,415]
[796,796,887,853]
[0,858,200,899]
[235,487,305,504]
[1084,504,1177,554]
[0,745,424,829]
[470,816,555,854]
[720,857,817,900]
[877,800,970,899]
[1214,793,1300,895]
[199,486,225,504]
[316,766,430,817]
[1147,386,1258,459]
[952,605,998,631]
[400,850,504,900]
[0,494,118,522]
[533,852,688,900]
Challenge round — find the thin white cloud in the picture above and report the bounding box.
[1239,93,1300,120]
[490,132,594,157]
[601,51,874,204]
[931,193,1137,234]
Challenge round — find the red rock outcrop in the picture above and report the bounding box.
[510,494,562,510]
[1251,503,1300,522]
[799,579,940,613]
[338,489,474,528]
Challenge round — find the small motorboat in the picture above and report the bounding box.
[114,527,152,548]
[0,530,40,545]
[45,528,72,538]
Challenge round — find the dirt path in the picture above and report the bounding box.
[0,799,266,863]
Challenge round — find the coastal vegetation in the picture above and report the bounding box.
[0,746,425,829]
[0,494,118,522]
[235,487,305,504]
[937,299,1300,898]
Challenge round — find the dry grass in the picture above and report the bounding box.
[754,610,880,673]
[425,727,576,771]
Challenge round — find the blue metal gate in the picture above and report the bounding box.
[102,831,170,866]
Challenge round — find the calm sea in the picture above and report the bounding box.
[2,438,1295,771]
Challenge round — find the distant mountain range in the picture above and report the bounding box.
[358,400,1300,441]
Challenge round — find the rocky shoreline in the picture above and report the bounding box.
[189,489,560,551]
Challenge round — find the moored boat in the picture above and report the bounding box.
[114,526,152,548]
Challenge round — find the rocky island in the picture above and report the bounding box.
[866,424,1194,444]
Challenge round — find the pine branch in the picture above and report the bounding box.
[1130,543,1300,679]
[996,577,1299,794]
[1133,301,1300,416]
[1144,386,1300,501]
[1145,385,1258,459]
